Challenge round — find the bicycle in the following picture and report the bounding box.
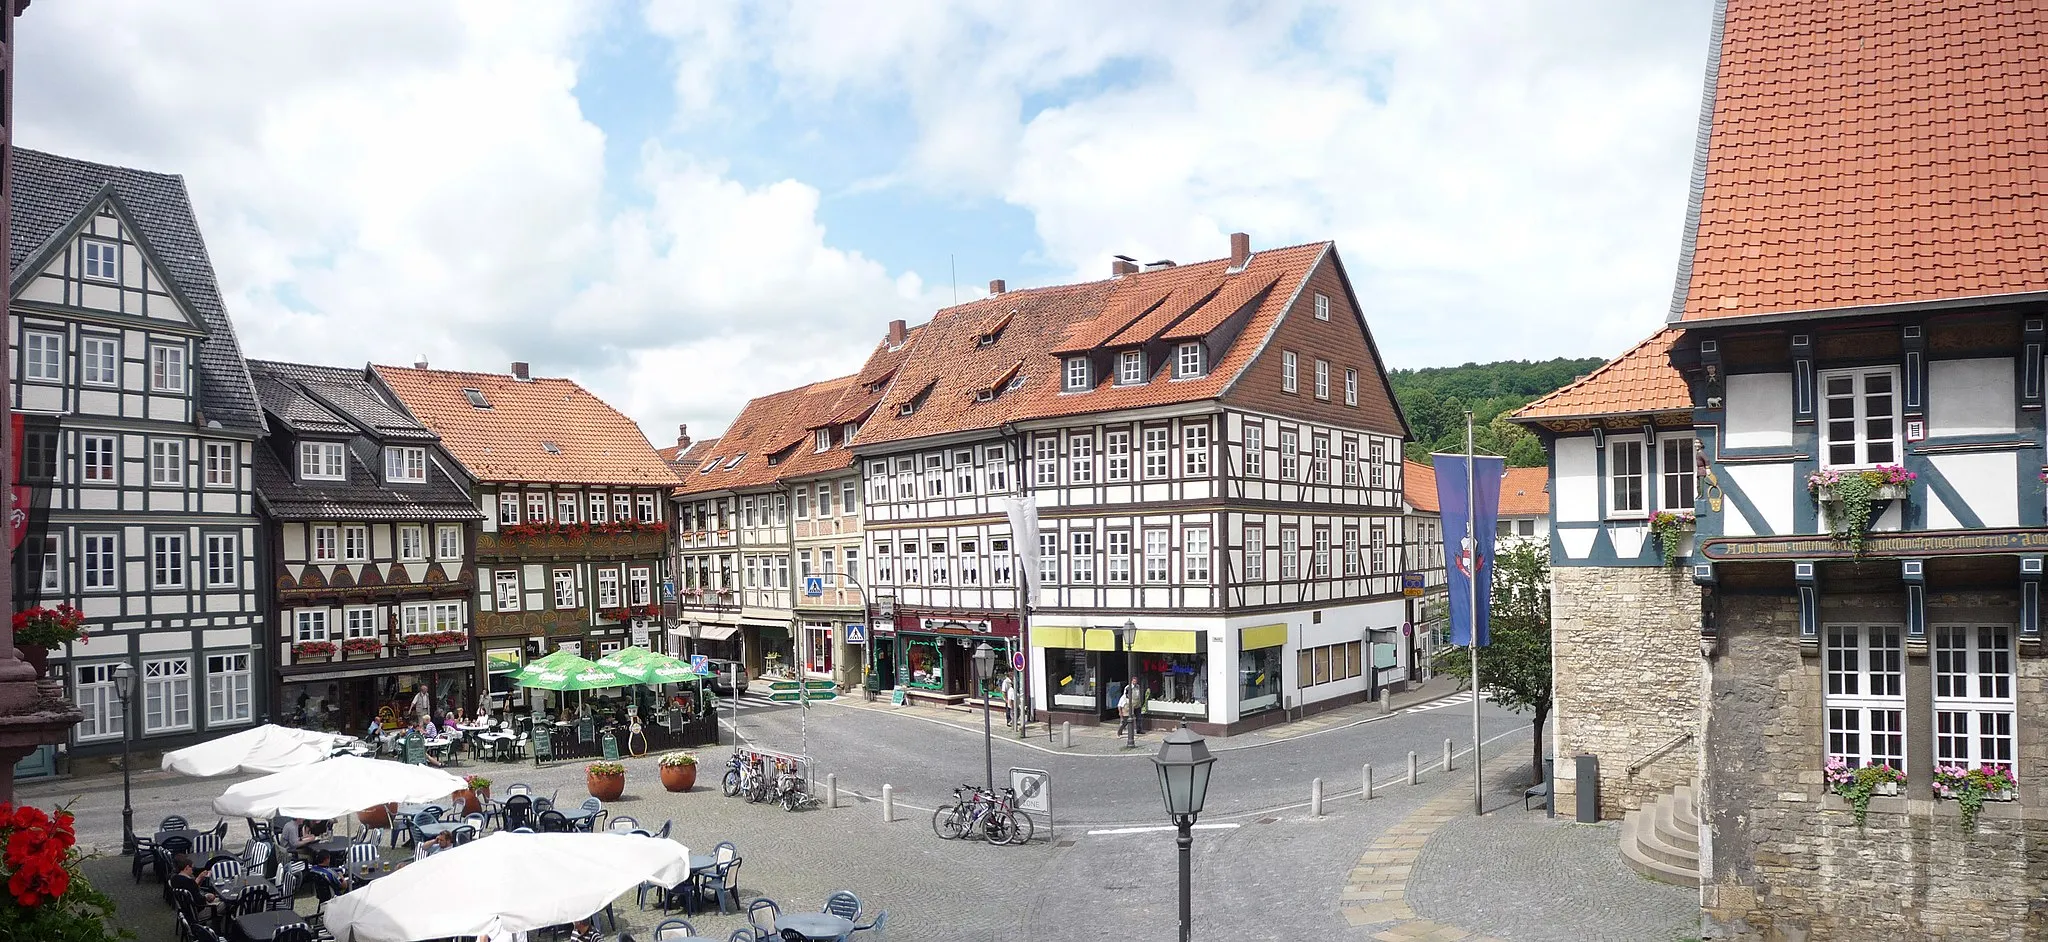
[773,769,820,812]
[930,785,1035,845]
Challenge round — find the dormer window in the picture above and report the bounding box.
[384,446,427,483]
[842,422,860,441]
[299,442,345,481]
[723,453,745,470]
[80,238,120,282]
[1175,342,1205,378]
[463,388,491,409]
[815,428,832,452]
[1118,350,1145,386]
[1064,357,1091,392]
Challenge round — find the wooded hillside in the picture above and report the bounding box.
[1391,357,1607,467]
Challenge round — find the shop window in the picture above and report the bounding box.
[1051,649,1098,709]
[1240,645,1282,713]
[1139,653,1207,718]
[804,624,834,675]
[906,637,946,691]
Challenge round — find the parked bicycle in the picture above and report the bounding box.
[931,784,1034,845]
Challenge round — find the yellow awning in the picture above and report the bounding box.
[1032,626,1084,648]
[1132,630,1198,654]
[1083,628,1117,651]
[1240,623,1287,651]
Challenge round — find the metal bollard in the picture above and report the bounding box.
[1407,751,1418,785]
[1311,778,1324,817]
[1062,721,1073,749]
[827,773,838,809]
[1444,738,1455,772]
[1362,763,1373,800]
[881,784,894,823]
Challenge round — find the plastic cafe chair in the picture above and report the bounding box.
[451,825,478,846]
[580,796,607,831]
[725,931,754,942]
[746,899,781,941]
[267,861,306,910]
[849,910,888,940]
[464,812,487,836]
[823,890,862,921]
[506,783,532,797]
[159,814,191,832]
[536,810,571,834]
[195,819,229,855]
[651,918,696,941]
[714,841,738,865]
[130,834,157,884]
[607,816,640,834]
[347,841,379,873]
[698,855,741,916]
[654,819,673,840]
[501,795,533,833]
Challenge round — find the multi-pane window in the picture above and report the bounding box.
[639,493,658,523]
[1281,529,1300,580]
[742,498,757,528]
[1280,431,1298,481]
[343,525,369,562]
[300,442,344,481]
[205,442,235,487]
[1038,533,1060,587]
[1143,530,1170,583]
[563,493,588,525]
[526,492,548,523]
[1281,351,1298,393]
[1143,427,1170,478]
[1661,437,1697,509]
[83,534,117,590]
[795,488,810,519]
[152,440,185,486]
[22,331,62,382]
[207,653,252,725]
[1314,360,1330,400]
[1370,525,1387,573]
[1344,368,1358,406]
[1821,368,1900,467]
[149,344,187,392]
[895,458,916,500]
[1070,434,1095,485]
[30,535,57,594]
[1608,439,1645,517]
[1183,424,1209,476]
[841,480,857,513]
[1313,529,1331,578]
[589,493,610,524]
[1183,529,1210,582]
[991,538,1013,585]
[1343,528,1361,576]
[1313,293,1330,320]
[630,568,652,606]
[553,569,576,609]
[152,533,185,588]
[615,493,633,523]
[1035,436,1059,486]
[143,657,193,733]
[437,525,462,560]
[499,494,521,525]
[81,238,120,280]
[874,544,894,583]
[1106,431,1132,482]
[950,458,973,497]
[1312,436,1330,484]
[1176,342,1203,378]
[385,447,427,483]
[311,525,338,562]
[1933,625,2017,779]
[398,525,425,561]
[900,544,921,584]
[206,534,238,587]
[597,568,622,608]
[1824,625,1906,770]
[1244,527,1265,581]
[401,603,432,636]
[1064,357,1090,391]
[984,448,1009,493]
[81,335,118,386]
[295,610,329,643]
[22,429,54,483]
[344,607,378,639]
[75,663,123,741]
[1107,531,1132,583]
[1245,425,1264,477]
[1070,532,1095,583]
[1343,440,1359,486]
[432,601,462,634]
[956,543,977,585]
[495,571,521,612]
[1370,439,1387,488]
[83,435,117,483]
[1119,350,1145,385]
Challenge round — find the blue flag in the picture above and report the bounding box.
[1433,453,1505,647]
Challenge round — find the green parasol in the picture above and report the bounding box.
[594,646,654,670]
[614,650,707,686]
[513,650,632,691]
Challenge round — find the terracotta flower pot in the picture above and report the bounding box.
[357,804,392,830]
[659,764,697,792]
[453,788,488,816]
[587,771,625,801]
[16,645,47,678]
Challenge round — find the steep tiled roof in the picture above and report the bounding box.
[248,360,479,521]
[663,437,718,475]
[1500,467,1550,517]
[372,365,679,487]
[249,360,437,441]
[1513,330,1692,421]
[251,439,481,521]
[9,149,265,432]
[676,376,856,496]
[1673,0,2048,321]
[1403,460,1439,513]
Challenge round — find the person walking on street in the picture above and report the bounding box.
[1114,682,1134,738]
[999,670,1017,726]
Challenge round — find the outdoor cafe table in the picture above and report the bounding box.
[777,912,856,940]
[556,807,598,829]
[152,828,204,852]
[233,909,311,942]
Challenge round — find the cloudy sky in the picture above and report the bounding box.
[16,0,1714,444]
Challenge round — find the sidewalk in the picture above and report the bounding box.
[827,674,1470,756]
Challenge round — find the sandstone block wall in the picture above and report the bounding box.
[1550,565,1703,818]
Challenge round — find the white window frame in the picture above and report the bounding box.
[143,657,193,733]
[1281,528,1300,580]
[1183,528,1210,583]
[1143,529,1171,583]
[299,442,344,482]
[1314,360,1329,400]
[1313,293,1330,320]
[385,446,427,483]
[1244,526,1265,581]
[1069,434,1095,485]
[1183,423,1209,477]
[295,609,329,643]
[527,492,549,523]
[1175,342,1203,378]
[1660,435,1698,511]
[83,435,117,483]
[1933,624,2018,780]
[1280,430,1298,482]
[1606,436,1647,519]
[638,493,657,523]
[1343,528,1361,577]
[81,237,120,281]
[152,533,185,588]
[1119,350,1145,385]
[149,344,187,393]
[22,330,62,382]
[33,534,58,594]
[495,571,521,612]
[1105,430,1132,482]
[1823,624,1907,771]
[206,534,238,587]
[1313,528,1330,578]
[984,447,1009,493]
[815,428,832,453]
[1142,427,1170,479]
[499,494,520,526]
[1107,531,1132,583]
[204,441,235,488]
[589,493,610,524]
[1281,351,1298,393]
[1344,368,1358,406]
[630,567,652,606]
[1370,524,1388,573]
[151,440,185,486]
[398,525,425,561]
[553,568,577,609]
[1070,531,1095,583]
[344,607,378,640]
[437,525,462,560]
[1038,533,1059,587]
[343,525,369,562]
[597,568,622,608]
[311,525,338,563]
[1820,367,1902,469]
[1034,436,1059,487]
[1312,436,1330,484]
[400,603,432,637]
[928,541,949,584]
[82,533,118,591]
[1064,357,1090,391]
[81,334,118,386]
[1343,439,1360,487]
[1370,439,1386,488]
[1245,425,1263,477]
[433,600,463,634]
[74,663,124,741]
[206,653,252,725]
[991,538,1013,586]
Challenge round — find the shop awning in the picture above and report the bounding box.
[1083,629,1117,652]
[671,623,739,641]
[1240,623,1287,650]
[1132,630,1198,654]
[1031,626,1084,648]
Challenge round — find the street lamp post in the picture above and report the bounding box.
[1118,619,1139,747]
[972,641,996,793]
[1153,724,1215,942]
[112,662,135,855]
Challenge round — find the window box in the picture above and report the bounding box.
[1808,465,1915,554]
[401,631,469,654]
[1648,511,1695,566]
[293,641,337,663]
[341,637,383,659]
[1825,758,1906,825]
[1932,763,2018,833]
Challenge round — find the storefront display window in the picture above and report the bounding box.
[906,637,946,690]
[1140,653,1207,717]
[486,648,523,706]
[973,639,1013,697]
[1240,645,1282,714]
[1051,649,1097,709]
[283,666,476,735]
[803,623,834,675]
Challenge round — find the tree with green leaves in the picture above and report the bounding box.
[1390,356,1604,468]
[1433,541,1552,782]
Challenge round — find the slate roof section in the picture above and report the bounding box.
[372,365,681,487]
[1499,467,1551,518]
[1673,0,2048,321]
[248,360,480,522]
[249,360,437,441]
[9,149,266,432]
[1513,329,1692,421]
[1403,460,1439,514]
[251,439,482,522]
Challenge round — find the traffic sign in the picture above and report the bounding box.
[1012,651,1025,671]
[1402,572,1425,598]
[769,680,801,692]
[769,691,804,702]
[845,624,868,644]
[771,690,839,702]
[690,654,709,674]
[805,576,824,597]
[662,580,676,602]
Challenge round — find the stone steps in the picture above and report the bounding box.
[1620,780,1701,887]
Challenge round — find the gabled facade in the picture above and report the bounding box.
[1517,3,2048,936]
[8,150,267,762]
[1398,460,1446,681]
[857,236,1413,734]
[248,360,483,735]
[373,363,679,711]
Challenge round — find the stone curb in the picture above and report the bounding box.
[1339,753,1527,942]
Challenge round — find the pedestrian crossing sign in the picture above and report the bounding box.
[845,624,868,644]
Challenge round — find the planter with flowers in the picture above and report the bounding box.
[1934,763,2018,833]
[1825,757,1905,826]
[586,761,627,801]
[0,803,121,940]
[341,637,383,660]
[657,752,699,792]
[11,605,85,679]
[402,631,468,655]
[455,774,492,816]
[1807,465,1916,555]
[293,640,338,664]
[1649,511,1696,566]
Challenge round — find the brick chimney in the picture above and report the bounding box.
[510,361,531,381]
[988,279,1006,295]
[676,423,692,450]
[1112,256,1138,277]
[887,319,908,347]
[1229,232,1251,268]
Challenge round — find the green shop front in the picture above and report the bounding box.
[876,612,1020,707]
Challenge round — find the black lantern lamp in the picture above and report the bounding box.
[1153,724,1215,942]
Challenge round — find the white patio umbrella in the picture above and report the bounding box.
[213,756,466,820]
[161,724,351,777]
[324,832,694,942]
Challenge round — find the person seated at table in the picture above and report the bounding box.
[449,707,469,727]
[280,818,322,859]
[169,853,221,908]
[306,851,355,894]
[565,918,600,942]
[417,830,457,861]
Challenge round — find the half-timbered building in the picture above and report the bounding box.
[248,360,483,733]
[8,149,267,761]
[1516,3,2048,936]
[1398,460,1446,685]
[858,237,1412,734]
[373,363,678,711]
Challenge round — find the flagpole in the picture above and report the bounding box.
[1467,411,1482,816]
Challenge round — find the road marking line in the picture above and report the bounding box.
[1085,823,1242,835]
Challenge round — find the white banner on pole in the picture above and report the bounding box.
[1007,496,1041,597]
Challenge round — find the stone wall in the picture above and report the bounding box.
[1703,590,2048,941]
[1550,565,1703,818]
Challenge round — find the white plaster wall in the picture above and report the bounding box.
[1723,463,1796,536]
[1927,452,2019,528]
[1554,438,1599,522]
[1929,358,2016,436]
[1725,373,1794,449]
[1557,527,1598,560]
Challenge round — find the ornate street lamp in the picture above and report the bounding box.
[113,662,135,854]
[972,641,996,792]
[1153,724,1216,942]
[1118,618,1139,747]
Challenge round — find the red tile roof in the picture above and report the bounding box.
[1676,0,2048,321]
[1403,460,1439,513]
[675,376,856,496]
[1500,467,1550,517]
[1513,329,1692,421]
[373,365,681,487]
